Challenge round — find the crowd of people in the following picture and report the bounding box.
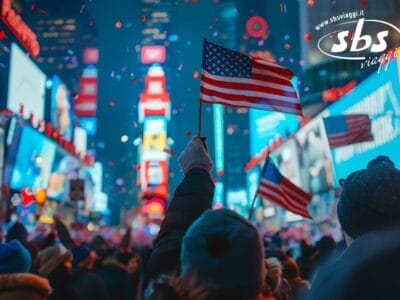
[0,137,399,300]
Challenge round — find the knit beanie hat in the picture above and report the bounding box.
[181,209,265,299]
[337,159,400,239]
[38,245,72,277]
[71,246,91,266]
[0,240,31,274]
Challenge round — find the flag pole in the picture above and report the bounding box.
[198,99,203,137]
[198,38,207,138]
[248,152,270,221]
[248,192,259,221]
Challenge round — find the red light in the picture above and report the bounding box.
[246,16,268,39]
[83,48,99,64]
[141,46,166,64]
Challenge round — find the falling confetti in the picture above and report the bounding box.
[307,0,315,6]
[109,101,115,107]
[178,64,183,71]
[185,130,192,137]
[193,71,199,79]
[115,21,122,29]
[140,15,146,22]
[80,4,85,13]
[361,0,368,8]
[31,3,36,10]
[163,148,176,156]
[279,3,287,13]
[217,170,224,176]
[284,43,291,50]
[303,33,313,41]
[38,9,48,15]
[0,30,5,41]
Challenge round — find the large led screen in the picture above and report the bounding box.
[7,43,46,124]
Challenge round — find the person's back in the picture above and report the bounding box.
[72,267,111,300]
[309,156,400,299]
[96,257,136,300]
[70,246,111,300]
[308,227,400,300]
[0,240,51,300]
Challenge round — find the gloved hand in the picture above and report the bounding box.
[178,136,213,175]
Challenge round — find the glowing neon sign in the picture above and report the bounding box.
[1,0,40,57]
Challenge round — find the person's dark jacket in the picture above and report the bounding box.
[54,219,75,250]
[0,273,51,300]
[308,227,400,300]
[71,267,111,300]
[144,168,214,287]
[96,258,138,300]
[47,266,79,300]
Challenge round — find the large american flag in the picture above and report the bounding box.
[323,114,373,148]
[257,158,312,219]
[200,40,303,115]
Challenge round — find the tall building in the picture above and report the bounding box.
[22,0,98,93]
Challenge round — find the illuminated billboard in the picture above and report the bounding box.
[249,109,298,157]
[139,65,170,121]
[226,189,248,218]
[141,46,166,64]
[74,67,98,117]
[51,76,72,140]
[141,160,168,199]
[7,43,46,124]
[294,118,334,194]
[326,59,400,182]
[142,117,168,161]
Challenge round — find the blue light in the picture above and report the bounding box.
[168,34,179,42]
[45,79,53,89]
[213,104,224,173]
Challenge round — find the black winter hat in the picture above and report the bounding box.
[337,159,400,238]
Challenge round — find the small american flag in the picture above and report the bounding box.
[323,114,373,148]
[257,158,312,219]
[200,40,303,115]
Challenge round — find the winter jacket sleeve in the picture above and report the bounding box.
[55,219,76,249]
[143,168,214,286]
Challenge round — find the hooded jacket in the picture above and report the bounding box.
[0,273,51,300]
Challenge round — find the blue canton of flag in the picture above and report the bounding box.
[257,158,312,219]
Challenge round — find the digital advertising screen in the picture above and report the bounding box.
[141,160,168,200]
[325,59,400,182]
[249,109,298,157]
[271,138,302,188]
[8,124,56,191]
[143,117,168,161]
[226,189,248,218]
[47,149,70,201]
[295,118,335,194]
[50,76,72,140]
[7,43,46,124]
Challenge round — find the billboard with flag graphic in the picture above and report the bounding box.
[326,58,400,182]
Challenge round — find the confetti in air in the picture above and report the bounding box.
[303,33,313,41]
[163,148,176,156]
